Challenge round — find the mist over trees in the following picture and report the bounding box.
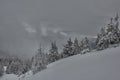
[29,13,120,75]
[0,13,120,77]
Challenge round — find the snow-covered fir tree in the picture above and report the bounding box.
[96,13,120,50]
[96,26,109,50]
[31,45,47,74]
[80,37,90,54]
[72,38,81,55]
[61,38,74,58]
[48,41,60,63]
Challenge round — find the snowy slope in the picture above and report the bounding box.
[1,47,120,80]
[28,47,120,80]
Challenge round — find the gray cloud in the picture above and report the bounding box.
[0,0,120,58]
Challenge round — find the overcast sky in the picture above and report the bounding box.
[0,0,120,58]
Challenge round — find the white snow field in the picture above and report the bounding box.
[1,47,120,80]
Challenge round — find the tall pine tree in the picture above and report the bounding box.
[48,41,59,63]
[61,38,74,58]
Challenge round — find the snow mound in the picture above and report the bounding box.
[28,47,120,80]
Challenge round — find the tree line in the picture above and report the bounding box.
[0,13,120,76]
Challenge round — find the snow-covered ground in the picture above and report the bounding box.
[1,47,120,80]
